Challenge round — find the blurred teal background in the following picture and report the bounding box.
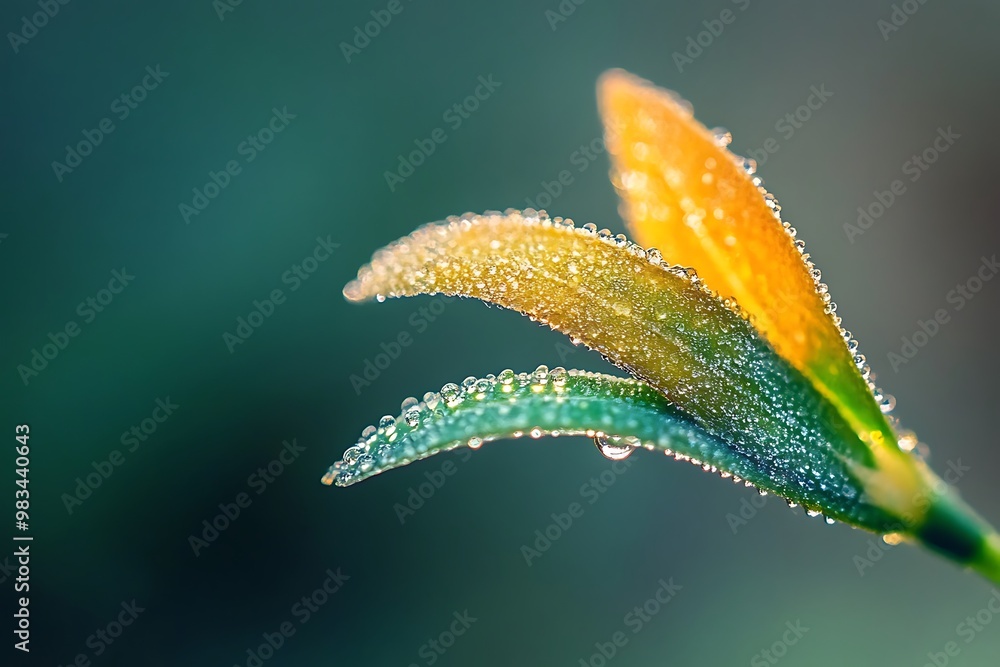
[3,1,1000,665]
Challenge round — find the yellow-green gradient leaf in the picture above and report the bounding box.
[598,69,892,451]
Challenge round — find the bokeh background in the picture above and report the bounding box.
[3,1,1000,665]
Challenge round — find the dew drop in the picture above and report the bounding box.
[594,434,636,461]
[379,415,396,434]
[441,383,460,402]
[468,436,484,450]
[711,127,732,147]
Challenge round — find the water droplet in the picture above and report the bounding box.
[498,369,515,386]
[879,394,896,413]
[594,434,636,461]
[711,127,732,147]
[379,415,396,435]
[400,396,419,411]
[404,408,421,427]
[361,425,377,439]
[468,436,484,449]
[550,366,567,387]
[441,383,460,403]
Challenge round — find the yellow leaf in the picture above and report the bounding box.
[598,69,889,445]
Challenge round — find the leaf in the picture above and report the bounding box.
[340,210,915,529]
[324,366,897,527]
[325,368,724,487]
[598,70,890,448]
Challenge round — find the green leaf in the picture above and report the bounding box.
[337,210,1000,583]
[326,365,898,532]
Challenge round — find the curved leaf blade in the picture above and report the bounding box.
[597,70,891,447]
[340,210,927,529]
[324,366,898,532]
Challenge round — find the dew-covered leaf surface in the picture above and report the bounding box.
[598,70,893,445]
[339,212,908,530]
[325,366,899,531]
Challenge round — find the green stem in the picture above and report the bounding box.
[914,485,1000,585]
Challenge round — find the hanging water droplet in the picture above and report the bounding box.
[594,434,636,461]
[468,436,484,450]
[823,515,836,525]
[879,393,896,413]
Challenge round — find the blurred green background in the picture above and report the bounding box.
[4,0,1000,665]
